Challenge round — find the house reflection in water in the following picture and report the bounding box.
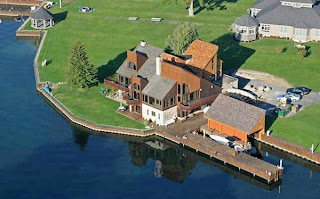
[128,140,197,183]
[71,127,284,190]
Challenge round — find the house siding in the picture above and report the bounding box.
[142,103,177,125]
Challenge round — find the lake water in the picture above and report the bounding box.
[0,19,319,199]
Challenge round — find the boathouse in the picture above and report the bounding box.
[204,94,266,142]
[30,7,54,29]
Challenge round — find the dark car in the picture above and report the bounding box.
[286,87,312,95]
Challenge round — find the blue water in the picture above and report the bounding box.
[0,19,319,199]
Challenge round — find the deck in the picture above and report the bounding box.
[155,114,282,183]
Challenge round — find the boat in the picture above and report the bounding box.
[234,145,245,152]
[14,16,22,22]
[209,134,230,145]
[0,19,2,24]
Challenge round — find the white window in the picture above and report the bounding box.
[249,28,255,34]
[294,28,309,36]
[315,30,320,37]
[236,25,248,34]
[261,24,270,32]
[280,26,287,34]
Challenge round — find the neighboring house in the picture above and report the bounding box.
[233,0,320,42]
[105,40,223,126]
[204,94,266,142]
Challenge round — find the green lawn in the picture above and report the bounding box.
[37,0,320,146]
[270,105,320,152]
[53,85,145,129]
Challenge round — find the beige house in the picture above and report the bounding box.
[234,0,320,42]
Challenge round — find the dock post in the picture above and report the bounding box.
[203,129,206,138]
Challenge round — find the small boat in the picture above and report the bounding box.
[14,16,22,22]
[234,145,245,152]
[209,135,230,145]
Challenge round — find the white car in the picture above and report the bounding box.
[277,93,301,102]
[286,93,302,102]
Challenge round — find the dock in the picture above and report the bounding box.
[0,0,42,6]
[155,115,282,183]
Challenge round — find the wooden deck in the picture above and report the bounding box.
[155,114,282,183]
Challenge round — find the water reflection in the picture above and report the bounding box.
[71,125,284,190]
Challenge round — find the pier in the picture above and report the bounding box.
[0,0,42,6]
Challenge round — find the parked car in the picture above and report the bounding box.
[277,93,302,102]
[286,87,311,95]
[286,93,302,101]
[277,95,288,102]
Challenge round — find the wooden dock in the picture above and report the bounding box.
[155,116,282,183]
[0,0,42,6]
[0,10,30,16]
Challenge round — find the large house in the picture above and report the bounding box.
[233,0,320,42]
[105,40,223,126]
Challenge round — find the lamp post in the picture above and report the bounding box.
[59,0,62,8]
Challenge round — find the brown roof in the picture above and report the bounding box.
[183,40,219,69]
[204,94,266,134]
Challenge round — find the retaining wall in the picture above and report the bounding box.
[254,133,320,164]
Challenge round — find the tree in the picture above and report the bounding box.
[161,0,204,17]
[165,23,200,55]
[66,41,98,88]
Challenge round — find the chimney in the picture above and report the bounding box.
[140,40,147,47]
[156,57,161,76]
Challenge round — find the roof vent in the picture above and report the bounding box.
[140,40,147,47]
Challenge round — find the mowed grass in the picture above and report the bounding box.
[37,0,320,143]
[53,85,145,129]
[270,105,320,152]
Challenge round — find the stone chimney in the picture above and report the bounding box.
[140,40,147,47]
[156,57,161,76]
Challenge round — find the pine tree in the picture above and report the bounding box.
[66,41,98,88]
[165,23,200,55]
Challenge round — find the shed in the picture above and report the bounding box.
[232,14,259,42]
[30,7,54,29]
[204,94,266,142]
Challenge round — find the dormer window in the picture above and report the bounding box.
[129,62,137,70]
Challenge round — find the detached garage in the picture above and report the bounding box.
[204,94,266,142]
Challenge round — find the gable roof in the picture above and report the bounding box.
[204,94,266,134]
[116,43,163,79]
[256,2,320,29]
[142,76,176,100]
[31,8,53,20]
[183,40,218,70]
[234,14,259,27]
[251,0,280,9]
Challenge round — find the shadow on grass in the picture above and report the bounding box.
[54,11,68,25]
[266,115,278,131]
[98,47,136,83]
[210,33,256,73]
[97,51,127,83]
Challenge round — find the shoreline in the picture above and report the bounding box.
[14,17,319,180]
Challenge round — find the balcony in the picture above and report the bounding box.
[104,77,129,92]
[123,94,140,105]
